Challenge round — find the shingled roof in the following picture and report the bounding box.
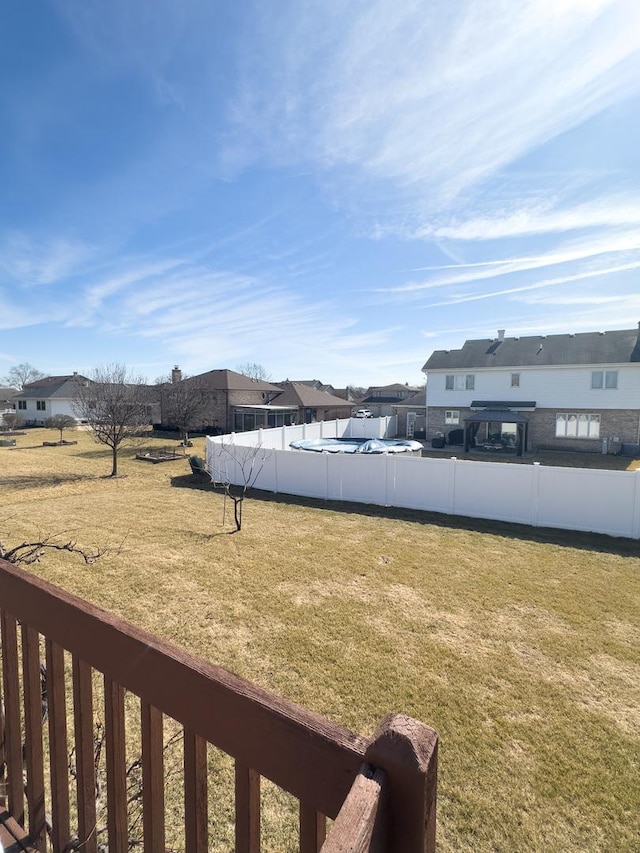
[423,325,640,371]
[273,381,353,408]
[19,375,91,399]
[188,369,281,393]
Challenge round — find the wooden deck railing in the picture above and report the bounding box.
[0,558,437,852]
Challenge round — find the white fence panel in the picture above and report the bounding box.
[274,449,328,498]
[536,467,639,537]
[326,455,388,505]
[453,460,537,525]
[342,417,396,439]
[390,456,452,513]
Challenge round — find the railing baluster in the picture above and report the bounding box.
[105,677,127,850]
[46,639,71,852]
[0,648,5,806]
[22,625,46,851]
[0,612,23,826]
[235,762,260,853]
[300,802,326,852]
[184,728,208,853]
[141,701,165,853]
[73,656,98,853]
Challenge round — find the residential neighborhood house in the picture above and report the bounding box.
[422,324,640,454]
[392,390,427,439]
[359,383,423,417]
[0,386,16,424]
[271,380,354,424]
[11,374,91,425]
[161,370,356,433]
[159,368,287,434]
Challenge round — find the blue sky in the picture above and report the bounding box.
[2,0,640,388]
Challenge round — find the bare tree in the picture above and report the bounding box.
[2,412,25,432]
[157,374,209,445]
[236,362,272,382]
[0,532,107,566]
[44,413,77,442]
[207,439,269,532]
[3,362,45,389]
[72,364,151,477]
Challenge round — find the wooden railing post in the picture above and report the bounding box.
[364,713,438,853]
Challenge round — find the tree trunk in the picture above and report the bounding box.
[110,445,118,477]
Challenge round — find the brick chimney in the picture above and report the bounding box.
[171,366,182,384]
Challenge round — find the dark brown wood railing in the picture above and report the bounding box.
[0,558,437,852]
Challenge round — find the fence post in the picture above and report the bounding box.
[632,470,640,539]
[364,713,438,853]
[531,462,541,528]
[448,457,457,516]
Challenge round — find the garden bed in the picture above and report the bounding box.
[135,447,185,463]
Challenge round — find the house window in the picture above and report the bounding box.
[445,410,460,425]
[511,373,520,387]
[591,370,617,389]
[18,400,27,410]
[555,413,600,439]
[445,374,475,390]
[36,400,46,411]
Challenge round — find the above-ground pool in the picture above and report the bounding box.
[289,437,423,454]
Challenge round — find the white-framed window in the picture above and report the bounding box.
[445,374,475,390]
[445,410,460,425]
[555,413,600,439]
[591,370,618,389]
[36,400,46,411]
[18,400,27,410]
[511,373,520,387]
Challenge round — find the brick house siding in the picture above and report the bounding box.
[428,406,640,452]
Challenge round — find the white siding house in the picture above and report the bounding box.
[14,374,90,425]
[422,325,640,453]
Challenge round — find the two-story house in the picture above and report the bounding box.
[13,374,91,425]
[422,324,640,454]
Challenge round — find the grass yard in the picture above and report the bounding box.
[1,428,639,851]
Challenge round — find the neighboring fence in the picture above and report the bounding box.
[0,558,438,852]
[206,421,640,539]
[251,416,398,449]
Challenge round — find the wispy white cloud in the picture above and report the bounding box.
[415,193,640,242]
[225,0,640,208]
[0,231,94,287]
[421,261,640,307]
[383,230,640,295]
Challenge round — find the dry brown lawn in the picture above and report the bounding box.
[1,428,639,851]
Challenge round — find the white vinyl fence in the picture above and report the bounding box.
[206,419,640,539]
